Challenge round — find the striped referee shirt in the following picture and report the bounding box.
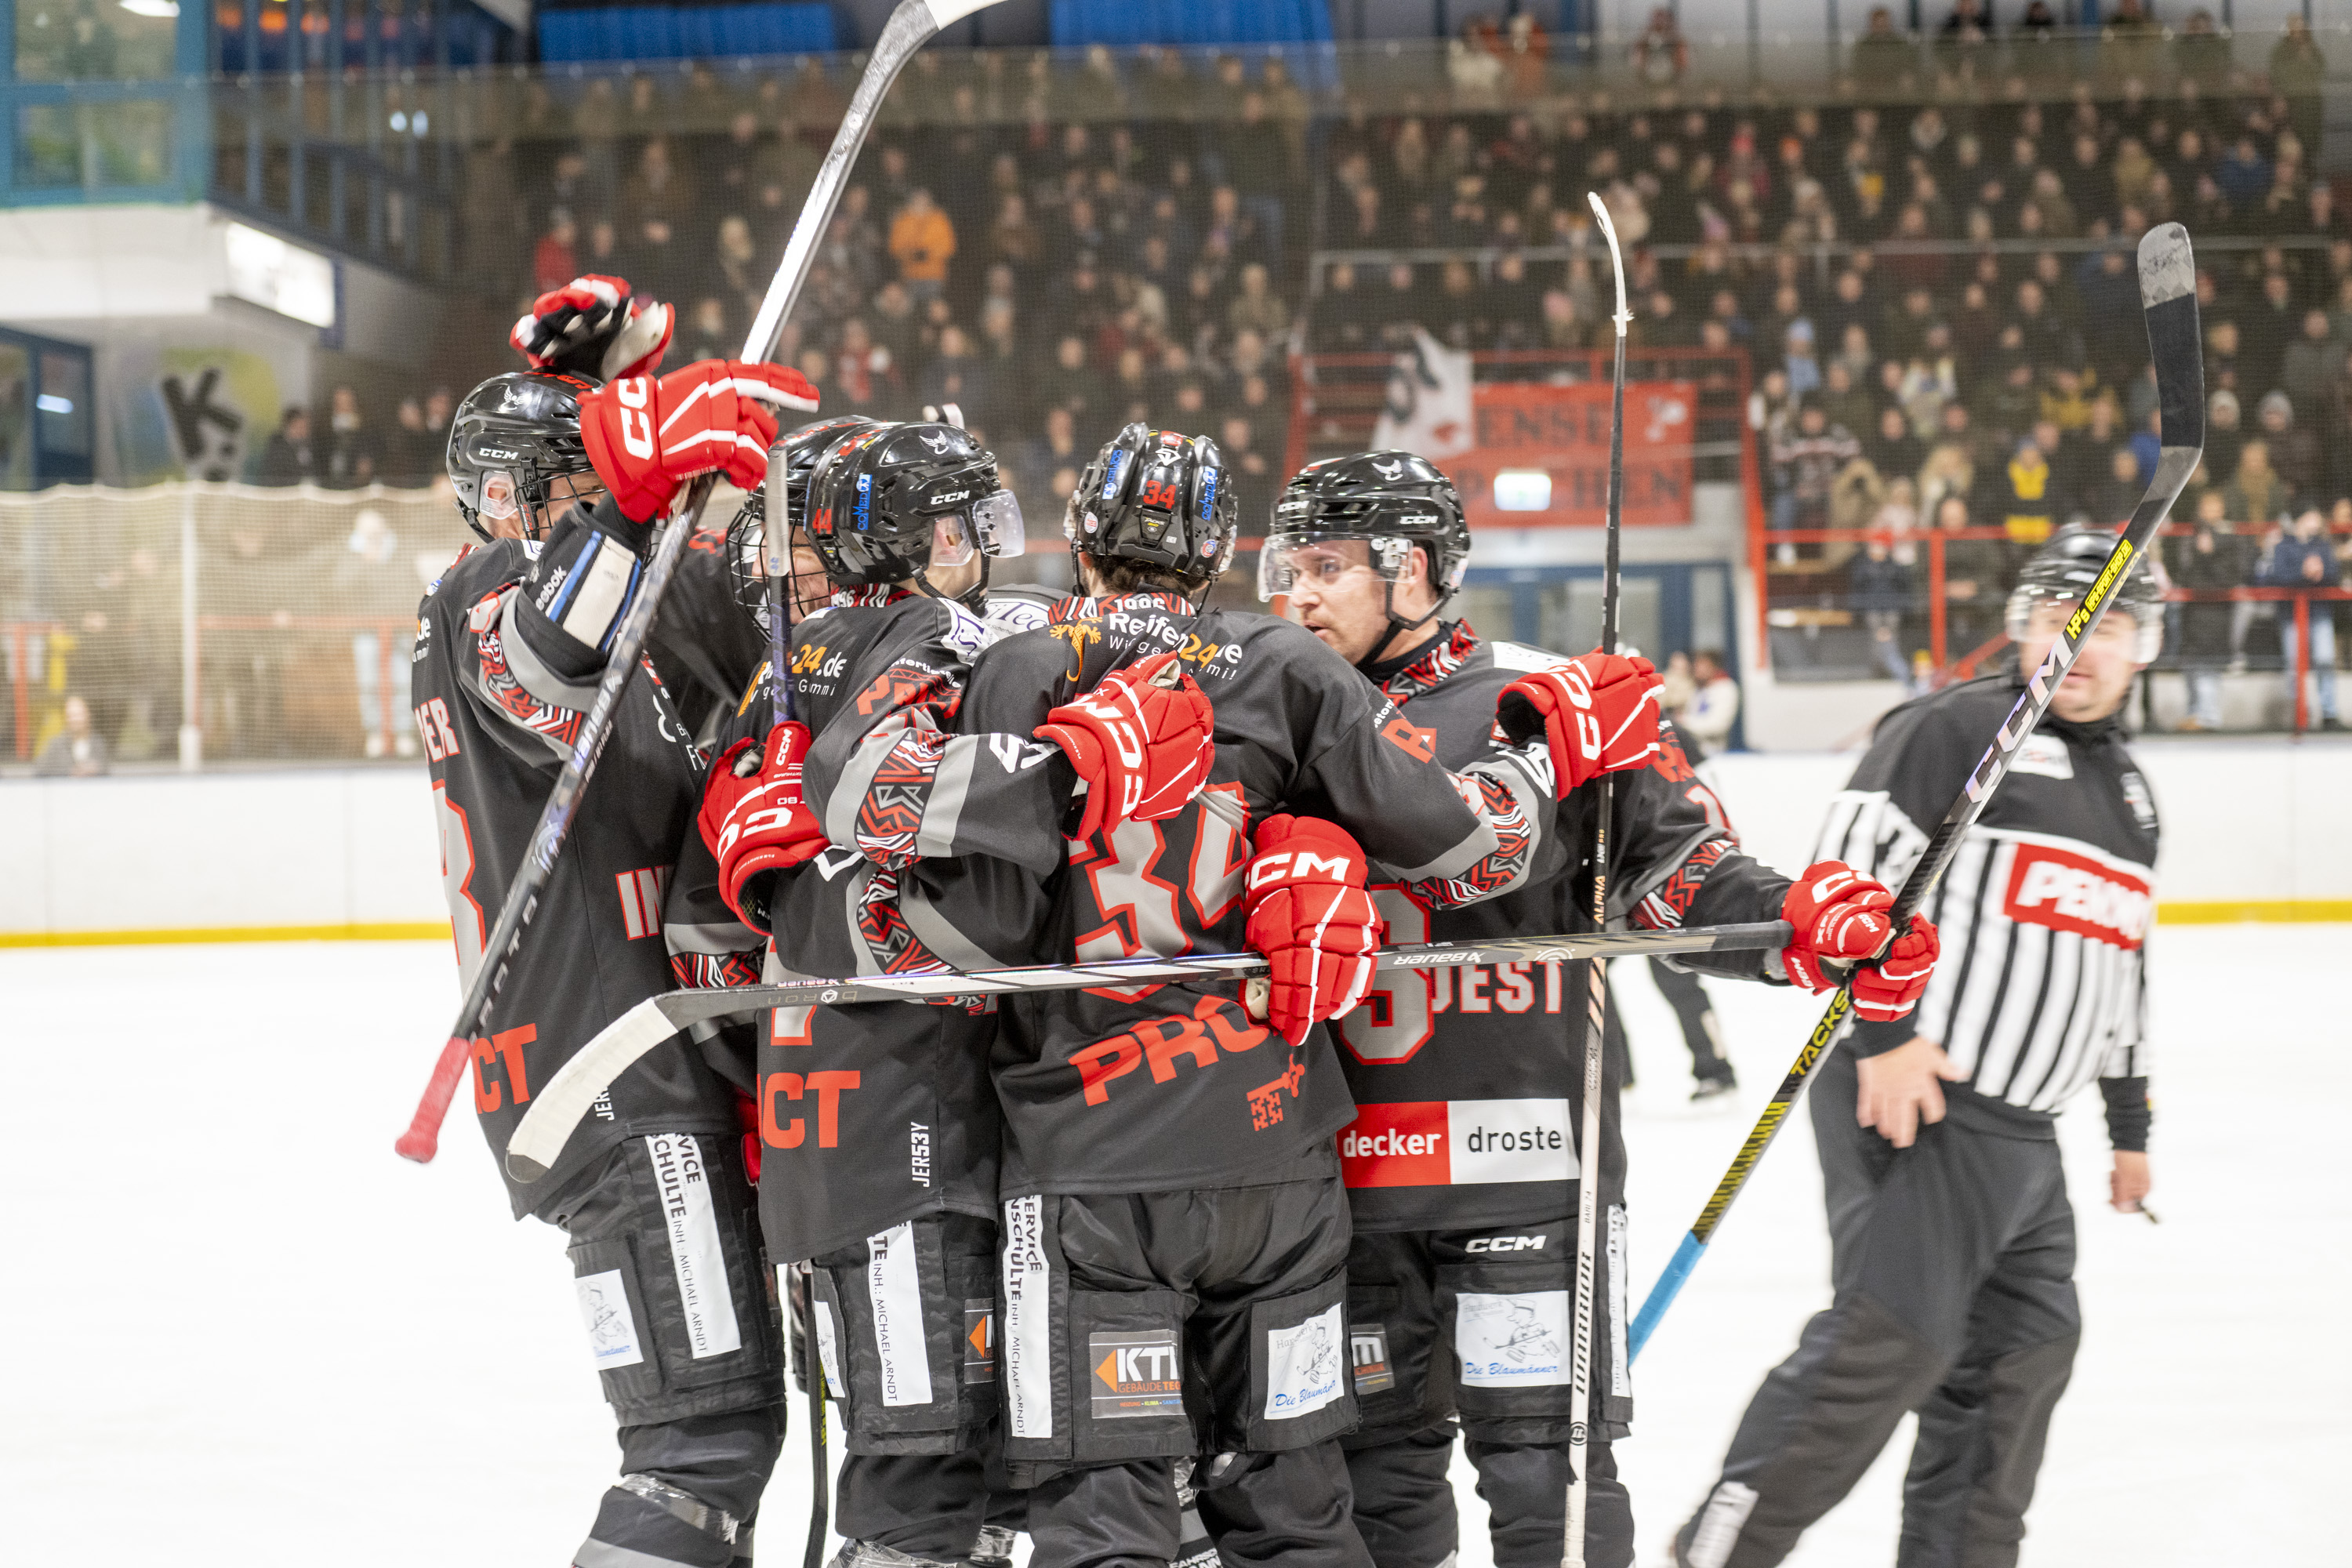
[1814,677,2158,1133]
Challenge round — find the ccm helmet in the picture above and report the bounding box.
[1068,424,1240,582]
[2006,523,2165,664]
[1261,450,1471,650]
[724,414,884,632]
[445,371,602,542]
[802,421,1024,593]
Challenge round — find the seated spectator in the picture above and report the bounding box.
[1935,494,2010,658]
[253,408,314,487]
[681,297,732,365]
[322,386,377,491]
[888,188,956,301]
[920,325,990,418]
[1998,438,2056,546]
[1849,534,1916,684]
[2255,509,2343,729]
[1682,650,1740,757]
[2170,498,2242,731]
[1227,262,1289,339]
[34,694,109,778]
[2223,438,2292,528]
[2256,390,2321,501]
[1769,398,1862,562]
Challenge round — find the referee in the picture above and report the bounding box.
[1675,528,2161,1568]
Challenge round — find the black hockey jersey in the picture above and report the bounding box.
[644,515,767,739]
[1330,623,1794,1232]
[1815,674,2157,1144]
[877,593,1573,1200]
[688,585,1075,1262]
[412,514,740,1218]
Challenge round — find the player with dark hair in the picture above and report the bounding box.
[1260,452,1939,1568]
[419,278,818,1568]
[682,418,1218,1568]
[747,423,1661,1568]
[1675,525,2162,1568]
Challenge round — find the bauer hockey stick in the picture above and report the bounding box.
[1627,222,2204,1361]
[505,920,1795,1184]
[396,0,1008,1163]
[1565,189,1632,1568]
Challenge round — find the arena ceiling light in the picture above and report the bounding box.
[118,0,179,14]
[223,221,337,330]
[1493,469,1552,511]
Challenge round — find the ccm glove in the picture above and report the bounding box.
[1036,650,1218,841]
[699,721,826,929]
[1778,858,1942,1020]
[511,274,674,381]
[1495,651,1662,797]
[582,360,821,523]
[1241,815,1381,1046]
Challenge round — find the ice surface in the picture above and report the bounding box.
[2,928,2342,1565]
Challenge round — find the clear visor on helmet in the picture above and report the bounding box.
[933,492,1025,565]
[1257,533,1416,601]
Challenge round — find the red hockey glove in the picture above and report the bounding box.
[1241,815,1381,1046]
[1495,652,1662,797]
[511,274,674,381]
[699,721,826,927]
[581,360,821,523]
[1778,859,1941,1020]
[1036,651,1218,842]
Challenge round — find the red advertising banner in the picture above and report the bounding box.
[1446,380,1697,529]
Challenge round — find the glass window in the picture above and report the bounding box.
[14,0,180,83]
[0,344,31,492]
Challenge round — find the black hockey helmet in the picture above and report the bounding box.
[445,370,602,543]
[724,414,884,632]
[802,421,1025,591]
[2006,523,2165,663]
[1260,450,1471,656]
[1067,423,1240,583]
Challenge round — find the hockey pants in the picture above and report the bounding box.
[1000,1174,1372,1568]
[1341,1218,1635,1568]
[550,1133,787,1568]
[1677,1048,2081,1568]
[808,1213,1012,1564]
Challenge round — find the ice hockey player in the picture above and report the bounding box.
[685,419,1219,1568]
[1258,452,1943,1568]
[775,423,1645,1568]
[419,300,816,1568]
[1675,524,2162,1568]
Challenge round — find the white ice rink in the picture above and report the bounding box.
[5,927,2344,1566]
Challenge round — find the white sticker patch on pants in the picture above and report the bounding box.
[810,1294,848,1397]
[576,1269,645,1370]
[867,1223,935,1407]
[1001,1196,1054,1439]
[1263,1301,1348,1420]
[646,1134,742,1358]
[1456,1289,1570,1387]
[1607,1204,1632,1400]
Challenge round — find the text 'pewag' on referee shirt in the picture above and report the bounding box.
[1813,674,2157,1146]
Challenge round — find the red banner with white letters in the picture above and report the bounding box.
[1446,380,1697,530]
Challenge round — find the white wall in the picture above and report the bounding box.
[0,766,445,938]
[2,742,2345,940]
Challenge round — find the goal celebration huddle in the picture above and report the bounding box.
[402,131,2196,1564]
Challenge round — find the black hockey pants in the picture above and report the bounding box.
[551,1134,787,1568]
[1675,1047,2081,1568]
[1002,1174,1371,1568]
[1345,1425,1633,1568]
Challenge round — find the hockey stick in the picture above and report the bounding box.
[1565,190,1631,1568]
[395,0,1007,1164]
[505,920,1795,1184]
[1627,222,2204,1363]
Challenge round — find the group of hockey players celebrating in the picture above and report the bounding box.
[415,272,2158,1568]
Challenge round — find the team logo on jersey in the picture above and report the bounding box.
[2002,840,2153,948]
[1350,1323,1396,1395]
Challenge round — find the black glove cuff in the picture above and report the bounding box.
[1846,1014,1919,1057]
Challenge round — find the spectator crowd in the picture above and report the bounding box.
[234,13,2346,726]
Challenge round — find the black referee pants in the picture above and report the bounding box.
[1675,1047,2081,1568]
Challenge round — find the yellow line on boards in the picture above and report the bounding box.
[2153,901,2352,924]
[0,922,453,949]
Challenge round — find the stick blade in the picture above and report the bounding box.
[2138,223,2204,454]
